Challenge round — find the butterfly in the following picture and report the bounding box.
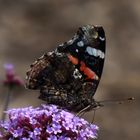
[26,25,106,113]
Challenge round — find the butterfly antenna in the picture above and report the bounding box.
[97,97,134,106]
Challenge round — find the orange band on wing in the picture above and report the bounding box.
[67,54,79,65]
[80,61,98,80]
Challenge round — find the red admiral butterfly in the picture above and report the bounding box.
[26,25,106,112]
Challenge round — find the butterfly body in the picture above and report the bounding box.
[26,25,106,112]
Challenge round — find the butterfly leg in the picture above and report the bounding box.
[76,105,91,117]
[91,109,96,123]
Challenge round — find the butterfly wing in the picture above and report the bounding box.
[26,25,106,112]
[57,25,106,97]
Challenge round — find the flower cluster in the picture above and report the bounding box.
[3,64,24,87]
[0,105,98,139]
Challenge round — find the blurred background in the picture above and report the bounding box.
[0,0,139,139]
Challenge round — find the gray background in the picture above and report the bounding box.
[0,0,139,140]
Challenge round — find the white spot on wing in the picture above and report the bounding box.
[77,41,84,47]
[67,39,74,45]
[76,49,79,52]
[73,69,82,79]
[59,43,64,46]
[86,46,105,59]
[47,51,53,56]
[54,49,63,56]
[99,36,105,41]
[67,34,78,45]
[98,50,105,59]
[86,47,97,56]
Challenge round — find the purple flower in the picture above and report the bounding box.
[3,63,24,87]
[0,105,98,139]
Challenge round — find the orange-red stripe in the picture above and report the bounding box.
[67,54,79,65]
[80,61,96,80]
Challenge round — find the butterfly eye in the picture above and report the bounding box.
[92,31,98,39]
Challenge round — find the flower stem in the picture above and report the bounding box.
[2,86,13,121]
